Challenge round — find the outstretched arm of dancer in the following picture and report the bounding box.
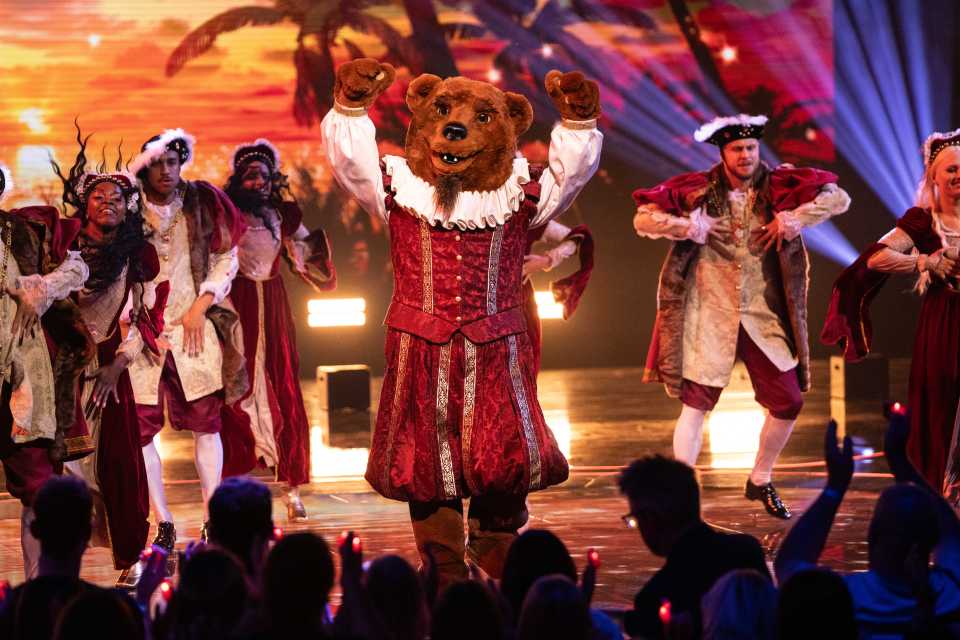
[633,204,729,245]
[7,251,89,339]
[774,420,853,583]
[866,227,960,278]
[773,183,851,240]
[524,221,579,277]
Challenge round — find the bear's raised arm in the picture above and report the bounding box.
[531,71,603,228]
[321,59,397,221]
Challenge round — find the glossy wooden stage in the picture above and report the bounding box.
[0,360,905,608]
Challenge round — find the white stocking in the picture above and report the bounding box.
[142,441,173,523]
[750,414,796,485]
[194,432,223,511]
[673,404,707,466]
[21,506,40,580]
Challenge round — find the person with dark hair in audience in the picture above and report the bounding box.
[775,414,960,638]
[618,455,770,638]
[245,531,336,639]
[431,580,506,640]
[152,547,249,640]
[53,589,144,640]
[206,476,274,578]
[777,568,857,640]
[0,476,101,640]
[517,574,592,640]
[501,529,578,623]
[364,555,429,640]
[701,568,776,640]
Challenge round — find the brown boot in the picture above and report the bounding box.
[410,504,468,591]
[466,521,515,579]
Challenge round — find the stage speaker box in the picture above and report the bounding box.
[315,365,371,448]
[829,354,889,402]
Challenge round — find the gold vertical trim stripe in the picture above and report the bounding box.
[461,339,478,494]
[380,332,412,493]
[486,226,504,314]
[508,335,541,489]
[419,219,434,313]
[435,341,457,499]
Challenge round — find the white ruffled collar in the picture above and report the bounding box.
[383,155,530,230]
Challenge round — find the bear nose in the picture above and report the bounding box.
[443,123,468,141]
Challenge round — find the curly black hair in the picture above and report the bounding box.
[52,121,150,292]
[223,160,293,241]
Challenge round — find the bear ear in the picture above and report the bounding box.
[505,92,533,135]
[406,74,443,111]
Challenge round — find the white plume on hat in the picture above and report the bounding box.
[694,114,768,143]
[129,128,196,176]
[0,163,14,206]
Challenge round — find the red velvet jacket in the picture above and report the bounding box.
[382,169,542,345]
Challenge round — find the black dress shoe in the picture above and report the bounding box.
[152,521,176,553]
[745,480,792,520]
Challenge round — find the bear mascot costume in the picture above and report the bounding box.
[322,58,602,586]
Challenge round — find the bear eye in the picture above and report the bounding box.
[436,103,449,116]
[477,112,491,124]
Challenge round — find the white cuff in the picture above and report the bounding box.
[776,211,804,242]
[685,207,714,245]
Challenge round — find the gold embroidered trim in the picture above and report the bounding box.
[508,335,541,489]
[461,339,478,494]
[561,118,598,130]
[333,102,369,117]
[419,219,434,313]
[486,226,504,314]
[435,341,457,498]
[380,332,411,493]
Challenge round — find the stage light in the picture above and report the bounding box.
[720,45,737,63]
[541,44,554,58]
[309,425,369,478]
[487,67,502,83]
[543,409,571,459]
[307,297,366,327]
[87,34,102,48]
[535,290,563,320]
[705,390,764,469]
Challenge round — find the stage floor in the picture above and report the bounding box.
[0,359,906,608]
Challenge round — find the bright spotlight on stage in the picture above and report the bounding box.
[535,291,564,320]
[719,45,737,64]
[706,390,764,470]
[307,298,366,328]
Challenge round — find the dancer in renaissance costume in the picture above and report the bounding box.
[823,128,960,502]
[52,132,169,587]
[127,129,246,552]
[522,219,594,375]
[633,114,850,519]
[219,138,335,521]
[323,58,602,586]
[0,163,91,578]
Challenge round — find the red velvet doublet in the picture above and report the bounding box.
[366,172,569,502]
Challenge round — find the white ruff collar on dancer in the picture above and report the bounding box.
[129,128,196,175]
[0,163,13,206]
[923,128,960,168]
[382,155,531,230]
[694,114,768,146]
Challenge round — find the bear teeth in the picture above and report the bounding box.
[441,153,460,164]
